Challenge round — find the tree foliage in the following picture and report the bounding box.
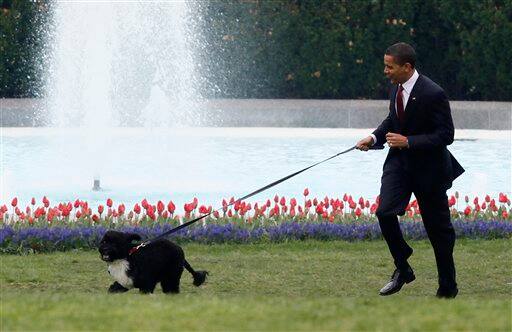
[1,0,511,100]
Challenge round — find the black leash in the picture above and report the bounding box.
[129,144,384,254]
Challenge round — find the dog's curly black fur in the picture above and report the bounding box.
[99,230,208,294]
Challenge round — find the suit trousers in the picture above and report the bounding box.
[375,169,457,290]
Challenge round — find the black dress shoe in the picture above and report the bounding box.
[379,267,415,296]
[436,287,458,299]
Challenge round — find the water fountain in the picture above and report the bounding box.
[45,1,202,191]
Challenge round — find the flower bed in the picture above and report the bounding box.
[1,191,510,253]
[1,220,511,254]
[2,190,510,225]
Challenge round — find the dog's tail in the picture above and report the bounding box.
[183,259,208,286]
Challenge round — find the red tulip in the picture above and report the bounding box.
[133,203,141,214]
[199,205,208,214]
[279,197,286,206]
[76,210,82,219]
[162,211,169,219]
[290,207,296,217]
[502,211,509,219]
[98,205,104,214]
[473,197,478,205]
[343,194,348,202]
[482,202,487,209]
[313,198,318,206]
[106,198,113,208]
[464,195,469,203]
[43,196,50,208]
[274,195,279,203]
[464,206,471,216]
[213,210,220,218]
[141,199,149,209]
[499,193,508,203]
[227,209,233,217]
[349,201,356,209]
[118,204,125,215]
[92,214,99,222]
[315,204,324,214]
[11,197,18,207]
[303,188,309,196]
[167,201,176,214]
[184,203,194,213]
[31,197,36,205]
[485,195,491,203]
[266,199,271,208]
[157,201,165,214]
[355,207,362,217]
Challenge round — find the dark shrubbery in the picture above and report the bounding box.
[1,0,511,100]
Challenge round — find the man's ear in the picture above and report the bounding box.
[126,233,141,242]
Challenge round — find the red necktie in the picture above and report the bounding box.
[396,84,405,125]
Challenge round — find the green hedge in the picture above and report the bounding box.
[1,0,511,100]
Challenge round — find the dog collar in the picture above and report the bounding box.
[128,242,147,255]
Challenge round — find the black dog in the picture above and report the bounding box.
[98,230,208,294]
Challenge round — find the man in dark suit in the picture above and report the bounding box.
[356,42,464,298]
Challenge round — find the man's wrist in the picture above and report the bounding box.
[369,134,377,146]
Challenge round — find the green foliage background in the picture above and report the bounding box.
[1,0,511,100]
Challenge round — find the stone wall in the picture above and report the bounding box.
[1,98,510,129]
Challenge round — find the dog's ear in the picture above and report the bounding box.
[125,233,141,242]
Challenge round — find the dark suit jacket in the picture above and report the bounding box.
[372,74,464,192]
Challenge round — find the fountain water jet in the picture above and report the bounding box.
[45,1,202,191]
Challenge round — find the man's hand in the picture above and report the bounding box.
[386,132,409,149]
[356,136,374,151]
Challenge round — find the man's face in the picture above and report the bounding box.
[383,55,412,84]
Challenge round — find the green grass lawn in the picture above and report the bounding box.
[1,239,511,331]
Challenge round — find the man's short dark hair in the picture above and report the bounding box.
[385,42,416,68]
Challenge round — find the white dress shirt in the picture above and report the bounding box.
[370,70,419,145]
